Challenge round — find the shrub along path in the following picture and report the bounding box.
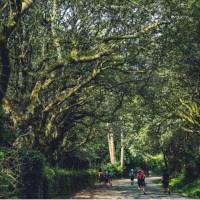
[71,176,190,199]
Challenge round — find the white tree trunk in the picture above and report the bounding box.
[120,130,124,168]
[107,123,116,165]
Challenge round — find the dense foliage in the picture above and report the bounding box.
[0,148,45,198]
[0,147,96,198]
[43,167,96,198]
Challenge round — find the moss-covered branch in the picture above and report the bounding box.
[104,21,160,42]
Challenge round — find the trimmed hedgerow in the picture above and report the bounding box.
[17,148,45,198]
[0,147,45,199]
[0,147,96,198]
[42,167,96,198]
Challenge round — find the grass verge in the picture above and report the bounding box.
[170,176,200,198]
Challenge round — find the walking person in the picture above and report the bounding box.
[108,171,113,186]
[129,168,135,185]
[98,168,104,183]
[162,169,170,195]
[136,170,146,194]
[104,171,112,187]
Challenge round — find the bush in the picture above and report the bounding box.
[42,167,97,198]
[0,148,97,198]
[0,147,45,199]
[0,105,14,146]
[102,162,123,178]
[184,161,200,183]
[124,153,164,177]
[144,154,164,175]
[0,148,19,198]
[170,171,200,198]
[17,148,45,198]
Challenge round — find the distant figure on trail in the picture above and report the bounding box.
[136,170,146,194]
[104,171,112,187]
[162,170,170,195]
[98,169,104,183]
[129,168,135,185]
[108,171,113,186]
[148,170,152,177]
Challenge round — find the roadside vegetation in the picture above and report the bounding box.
[170,172,200,198]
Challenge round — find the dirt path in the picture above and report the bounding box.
[71,177,189,199]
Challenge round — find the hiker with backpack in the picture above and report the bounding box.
[136,170,146,194]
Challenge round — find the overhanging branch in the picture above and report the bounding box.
[104,21,160,42]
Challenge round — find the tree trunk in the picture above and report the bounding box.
[120,130,124,168]
[107,123,116,165]
[0,41,10,103]
[161,147,168,170]
[0,0,33,103]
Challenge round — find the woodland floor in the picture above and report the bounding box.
[71,176,190,199]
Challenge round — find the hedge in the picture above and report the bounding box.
[0,147,45,198]
[42,167,97,198]
[0,147,96,198]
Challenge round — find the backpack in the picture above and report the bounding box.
[138,171,145,180]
